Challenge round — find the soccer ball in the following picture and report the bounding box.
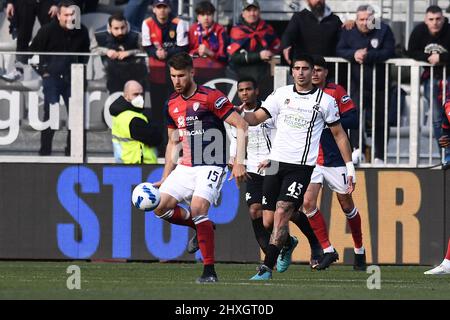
[132,182,161,211]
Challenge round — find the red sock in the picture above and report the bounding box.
[307,209,331,249]
[445,239,450,260]
[195,219,215,265]
[347,210,363,249]
[167,206,195,229]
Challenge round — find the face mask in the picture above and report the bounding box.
[131,95,144,108]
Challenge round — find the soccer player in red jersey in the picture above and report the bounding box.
[152,52,248,283]
[301,56,366,271]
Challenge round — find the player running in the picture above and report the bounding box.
[243,54,355,280]
[152,52,248,283]
[303,56,366,271]
[230,77,323,267]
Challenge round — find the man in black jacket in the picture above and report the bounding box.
[281,0,342,65]
[1,0,58,81]
[92,12,147,94]
[29,0,90,156]
[408,5,450,165]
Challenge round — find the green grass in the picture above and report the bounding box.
[0,261,449,300]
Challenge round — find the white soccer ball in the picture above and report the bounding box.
[132,182,161,211]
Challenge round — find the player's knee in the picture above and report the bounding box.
[263,217,273,231]
[249,204,263,220]
[302,198,316,213]
[153,206,169,217]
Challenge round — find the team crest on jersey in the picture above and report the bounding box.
[177,116,185,127]
[341,95,351,104]
[215,96,228,109]
[284,99,290,105]
[313,103,320,112]
[193,102,200,111]
[169,30,176,39]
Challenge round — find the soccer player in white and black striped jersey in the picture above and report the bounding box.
[230,77,324,266]
[244,54,355,280]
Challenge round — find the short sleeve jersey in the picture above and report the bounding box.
[165,85,234,167]
[261,85,340,166]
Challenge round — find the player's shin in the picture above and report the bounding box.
[193,216,216,273]
[344,207,364,251]
[290,210,321,249]
[159,205,196,229]
[251,217,270,254]
[306,208,334,252]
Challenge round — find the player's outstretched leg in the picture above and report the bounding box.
[290,210,323,267]
[424,238,450,275]
[276,235,298,273]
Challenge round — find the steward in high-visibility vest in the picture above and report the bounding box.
[110,81,161,163]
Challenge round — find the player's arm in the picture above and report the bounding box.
[224,111,250,186]
[243,108,270,126]
[153,127,179,187]
[329,122,355,194]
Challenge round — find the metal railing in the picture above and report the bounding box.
[0,52,447,167]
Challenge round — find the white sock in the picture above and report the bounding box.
[324,245,334,253]
[354,247,365,254]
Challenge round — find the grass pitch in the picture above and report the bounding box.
[0,261,449,300]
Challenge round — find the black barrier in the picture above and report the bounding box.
[0,164,447,265]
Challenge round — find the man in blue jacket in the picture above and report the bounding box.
[336,5,395,164]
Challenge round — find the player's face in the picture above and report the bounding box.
[292,61,313,88]
[197,13,214,29]
[110,20,128,39]
[242,7,260,25]
[170,67,194,94]
[425,12,444,35]
[312,66,328,86]
[238,81,258,107]
[153,4,171,22]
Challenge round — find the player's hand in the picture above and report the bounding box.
[439,135,450,148]
[234,103,245,114]
[347,175,355,194]
[229,163,249,187]
[260,50,273,62]
[152,180,164,188]
[227,156,235,170]
[257,159,270,174]
[6,3,14,18]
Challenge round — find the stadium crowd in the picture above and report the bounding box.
[1,0,450,167]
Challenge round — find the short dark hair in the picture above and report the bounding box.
[195,1,216,15]
[58,0,77,9]
[168,52,193,70]
[426,5,443,14]
[238,77,257,89]
[291,54,314,69]
[108,12,127,26]
[312,55,327,69]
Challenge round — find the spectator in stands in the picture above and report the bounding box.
[408,5,450,166]
[281,0,343,66]
[124,0,177,29]
[142,0,188,154]
[91,12,147,94]
[73,0,98,13]
[227,0,281,99]
[1,0,58,82]
[110,80,160,164]
[336,4,395,164]
[189,1,228,84]
[29,0,90,156]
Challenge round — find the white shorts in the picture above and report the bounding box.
[159,164,227,205]
[310,165,348,194]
